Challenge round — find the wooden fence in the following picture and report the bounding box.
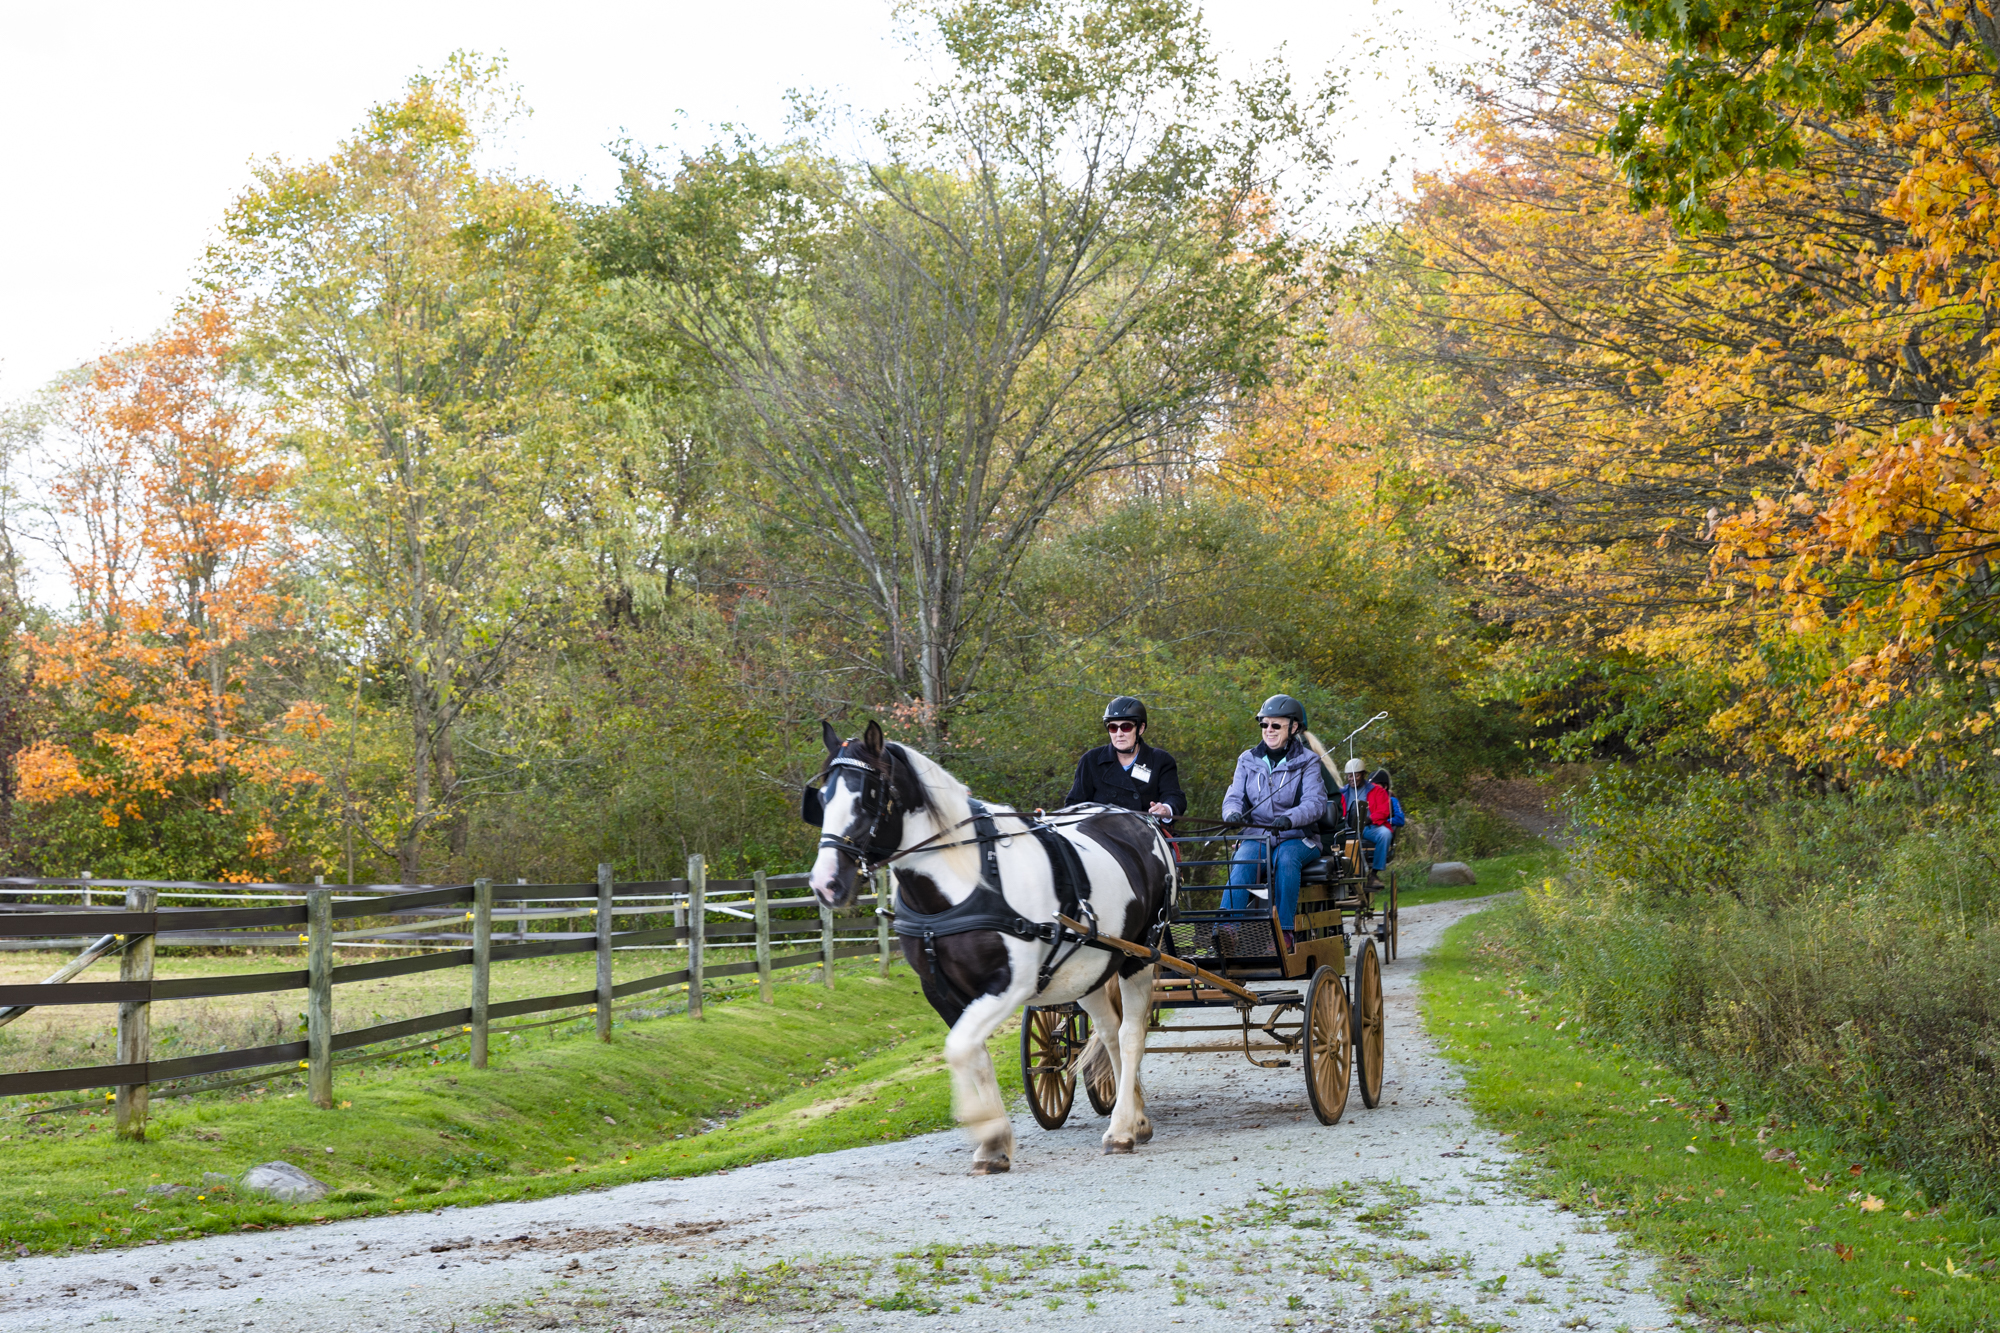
[0,858,895,1137]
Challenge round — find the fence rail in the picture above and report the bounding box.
[0,859,898,1135]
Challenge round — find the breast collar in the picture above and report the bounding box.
[890,800,1029,940]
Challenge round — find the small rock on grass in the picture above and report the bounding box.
[1428,861,1478,886]
[240,1161,329,1203]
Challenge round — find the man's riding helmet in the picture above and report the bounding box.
[1344,757,1367,776]
[1256,694,1308,730]
[1103,695,1148,727]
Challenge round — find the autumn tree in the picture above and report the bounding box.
[1358,0,2000,770]
[17,303,326,879]
[595,0,1305,742]
[218,55,596,880]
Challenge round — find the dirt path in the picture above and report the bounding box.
[0,897,1684,1333]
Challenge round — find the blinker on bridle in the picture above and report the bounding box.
[801,746,901,869]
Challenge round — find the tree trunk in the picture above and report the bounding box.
[399,689,432,884]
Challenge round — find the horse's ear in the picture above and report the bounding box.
[822,719,841,756]
[863,719,885,753]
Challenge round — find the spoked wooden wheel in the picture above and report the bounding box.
[1303,965,1354,1125]
[1351,937,1385,1108]
[1021,1006,1089,1129]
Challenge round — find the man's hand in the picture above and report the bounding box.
[1148,802,1173,818]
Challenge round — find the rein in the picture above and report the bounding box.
[871,808,1111,870]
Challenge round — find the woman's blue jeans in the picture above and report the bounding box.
[1221,838,1322,930]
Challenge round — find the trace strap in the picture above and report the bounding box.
[890,800,1103,1005]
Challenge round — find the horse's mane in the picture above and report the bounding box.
[885,742,980,884]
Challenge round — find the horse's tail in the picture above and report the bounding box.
[1077,1031,1115,1107]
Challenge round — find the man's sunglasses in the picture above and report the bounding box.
[1105,721,1138,733]
[1259,720,1291,730]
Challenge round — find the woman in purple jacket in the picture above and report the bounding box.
[1218,694,1329,951]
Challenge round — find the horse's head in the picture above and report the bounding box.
[804,719,921,907]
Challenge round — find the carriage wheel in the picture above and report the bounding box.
[1021,1006,1086,1129]
[1303,965,1354,1125]
[1351,938,1385,1108]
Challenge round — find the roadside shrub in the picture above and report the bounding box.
[1398,800,1529,863]
[1521,781,2000,1211]
[1560,769,1747,899]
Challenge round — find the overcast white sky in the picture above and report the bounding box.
[0,0,1470,406]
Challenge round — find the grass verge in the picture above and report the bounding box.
[0,967,1016,1255]
[1391,847,1552,911]
[1423,900,2000,1331]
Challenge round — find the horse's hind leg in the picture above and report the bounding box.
[1078,983,1149,1142]
[1100,966,1157,1153]
[944,992,1021,1174]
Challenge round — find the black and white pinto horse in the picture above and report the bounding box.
[806,721,1175,1173]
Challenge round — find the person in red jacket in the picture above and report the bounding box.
[1337,757,1393,877]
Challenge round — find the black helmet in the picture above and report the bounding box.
[1103,695,1148,727]
[1256,694,1307,730]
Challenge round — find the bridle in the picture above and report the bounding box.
[802,744,905,871]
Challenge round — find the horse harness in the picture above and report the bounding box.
[889,799,1102,1003]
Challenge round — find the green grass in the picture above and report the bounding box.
[0,966,1017,1254]
[1423,901,2000,1331]
[1393,847,1553,910]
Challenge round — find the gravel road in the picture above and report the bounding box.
[0,894,1687,1333]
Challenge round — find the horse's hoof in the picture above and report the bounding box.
[1135,1121,1154,1144]
[971,1156,1011,1175]
[1101,1137,1135,1155]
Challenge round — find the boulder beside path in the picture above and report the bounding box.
[240,1162,328,1203]
[1427,861,1477,886]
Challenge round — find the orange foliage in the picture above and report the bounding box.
[23,304,327,869]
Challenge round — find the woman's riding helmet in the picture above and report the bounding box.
[1344,757,1367,776]
[1103,695,1148,727]
[1255,694,1308,730]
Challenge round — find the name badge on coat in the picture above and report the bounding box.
[1130,763,1152,784]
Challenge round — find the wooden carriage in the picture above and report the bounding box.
[1022,828,1398,1129]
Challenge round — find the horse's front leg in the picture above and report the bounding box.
[1100,966,1156,1153]
[944,990,1027,1174]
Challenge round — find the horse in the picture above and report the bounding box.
[805,720,1174,1173]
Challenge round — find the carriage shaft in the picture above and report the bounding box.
[1055,913,1261,1005]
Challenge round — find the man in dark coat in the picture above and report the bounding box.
[1064,695,1187,821]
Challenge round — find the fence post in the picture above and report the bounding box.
[307,887,333,1108]
[81,870,91,909]
[517,878,527,941]
[687,853,705,1019]
[114,884,156,1140]
[753,869,772,1003]
[876,868,892,977]
[595,864,614,1042]
[819,895,836,991]
[470,878,492,1069]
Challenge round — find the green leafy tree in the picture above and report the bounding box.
[217,54,595,880]
[592,0,1309,742]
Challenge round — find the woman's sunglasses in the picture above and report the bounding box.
[1105,721,1138,733]
[1259,720,1290,730]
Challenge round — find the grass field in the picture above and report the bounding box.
[0,964,1019,1255]
[1423,900,2000,1331]
[0,940,831,1079]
